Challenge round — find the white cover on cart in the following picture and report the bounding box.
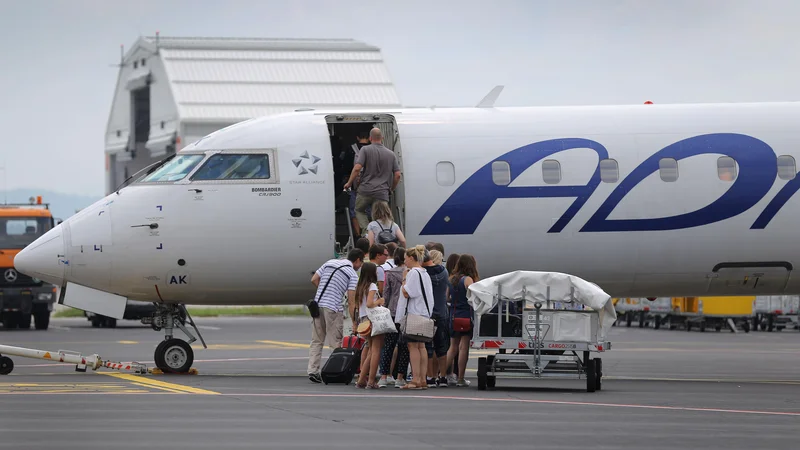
[467,271,617,340]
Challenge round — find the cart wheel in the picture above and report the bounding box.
[477,357,487,391]
[586,359,597,393]
[595,358,603,391]
[626,314,632,327]
[686,322,692,332]
[700,322,706,332]
[743,321,750,333]
[777,326,785,331]
[715,324,722,332]
[654,317,661,330]
[0,356,13,375]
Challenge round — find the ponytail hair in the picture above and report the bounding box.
[406,245,426,263]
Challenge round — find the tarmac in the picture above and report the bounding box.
[0,316,798,449]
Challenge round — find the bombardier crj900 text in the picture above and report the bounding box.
[14,99,800,372]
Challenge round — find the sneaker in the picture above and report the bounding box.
[377,378,389,388]
[309,373,322,384]
[446,374,458,386]
[395,378,407,388]
[456,379,471,387]
[437,376,448,387]
[385,376,396,386]
[426,377,437,387]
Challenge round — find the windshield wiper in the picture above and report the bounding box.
[114,153,177,195]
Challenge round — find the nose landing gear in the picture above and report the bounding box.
[143,304,206,374]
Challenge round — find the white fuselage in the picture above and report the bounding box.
[15,102,800,306]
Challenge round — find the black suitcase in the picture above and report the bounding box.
[321,348,360,385]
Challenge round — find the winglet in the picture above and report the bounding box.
[476,85,504,108]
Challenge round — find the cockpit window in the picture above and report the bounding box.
[191,154,271,180]
[139,154,205,183]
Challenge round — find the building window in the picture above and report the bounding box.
[116,130,121,138]
[160,121,165,130]
[133,61,138,69]
[192,154,271,180]
[436,161,455,186]
[542,159,561,184]
[491,161,510,186]
[141,58,146,67]
[600,159,619,183]
[717,156,737,181]
[778,155,796,180]
[659,158,678,182]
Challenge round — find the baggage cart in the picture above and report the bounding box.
[754,296,799,332]
[468,271,615,392]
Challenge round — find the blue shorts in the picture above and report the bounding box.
[425,316,451,358]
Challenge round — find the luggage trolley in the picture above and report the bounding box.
[472,283,612,392]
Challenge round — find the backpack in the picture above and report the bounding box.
[375,221,398,244]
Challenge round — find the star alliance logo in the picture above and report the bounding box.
[292,151,321,176]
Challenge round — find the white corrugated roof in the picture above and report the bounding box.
[142,36,401,122]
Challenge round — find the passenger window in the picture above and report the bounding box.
[436,161,455,186]
[542,159,561,184]
[192,154,271,180]
[491,161,510,186]
[717,156,737,181]
[659,158,678,182]
[139,154,205,183]
[777,155,796,180]
[600,159,619,183]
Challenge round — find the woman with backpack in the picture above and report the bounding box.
[367,201,406,248]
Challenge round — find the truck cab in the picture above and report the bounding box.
[0,198,58,330]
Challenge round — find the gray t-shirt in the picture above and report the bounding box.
[367,220,400,244]
[355,144,400,201]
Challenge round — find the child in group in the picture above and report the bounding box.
[355,263,385,389]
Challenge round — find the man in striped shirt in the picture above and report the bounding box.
[307,249,365,383]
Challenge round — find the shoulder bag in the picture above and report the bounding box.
[306,265,347,318]
[401,270,435,342]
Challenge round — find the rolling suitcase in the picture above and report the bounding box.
[321,347,360,385]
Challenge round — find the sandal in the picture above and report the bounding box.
[400,382,424,390]
[355,381,367,389]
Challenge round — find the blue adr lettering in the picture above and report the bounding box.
[581,134,777,232]
[751,168,800,229]
[419,138,608,235]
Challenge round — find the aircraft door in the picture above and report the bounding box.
[706,262,792,295]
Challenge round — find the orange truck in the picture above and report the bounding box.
[0,198,58,330]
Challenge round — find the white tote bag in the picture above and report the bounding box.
[367,305,397,336]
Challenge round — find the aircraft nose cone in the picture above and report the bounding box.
[14,226,65,287]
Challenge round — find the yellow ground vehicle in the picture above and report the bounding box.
[0,198,58,329]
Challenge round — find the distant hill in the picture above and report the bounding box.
[0,190,102,221]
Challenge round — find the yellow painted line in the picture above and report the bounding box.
[256,340,311,349]
[130,381,186,394]
[103,373,219,395]
[117,340,139,344]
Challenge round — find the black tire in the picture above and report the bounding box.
[18,313,31,330]
[34,311,50,330]
[105,318,117,328]
[2,313,18,329]
[91,316,103,328]
[595,358,603,391]
[477,357,487,391]
[686,322,692,332]
[626,314,632,327]
[0,356,13,375]
[654,317,661,330]
[586,359,597,392]
[715,325,722,332]
[743,321,750,333]
[155,338,193,374]
[700,322,706,332]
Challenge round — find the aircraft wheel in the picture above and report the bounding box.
[0,356,13,375]
[155,338,193,374]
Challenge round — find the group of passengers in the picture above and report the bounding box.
[307,127,479,389]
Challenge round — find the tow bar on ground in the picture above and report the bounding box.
[0,344,147,375]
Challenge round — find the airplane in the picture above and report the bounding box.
[13,93,800,373]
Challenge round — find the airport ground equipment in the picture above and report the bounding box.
[664,297,753,332]
[468,271,615,392]
[613,297,671,329]
[0,343,147,375]
[0,197,59,330]
[753,296,800,332]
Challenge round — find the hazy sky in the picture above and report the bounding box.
[0,0,797,196]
